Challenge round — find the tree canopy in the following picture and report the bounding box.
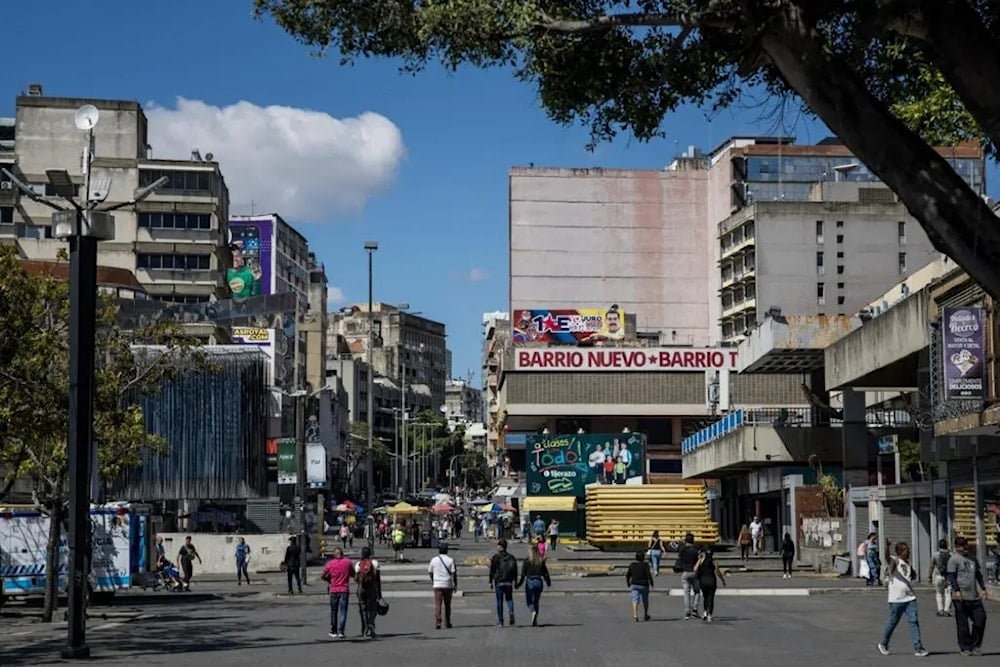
[255,0,1000,299]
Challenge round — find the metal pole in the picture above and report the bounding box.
[62,215,97,660]
[401,358,407,496]
[366,248,376,514]
[392,410,399,494]
[293,301,307,585]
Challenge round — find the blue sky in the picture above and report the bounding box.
[2,2,984,388]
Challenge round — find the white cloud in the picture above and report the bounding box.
[146,98,405,224]
[326,286,346,310]
[468,268,489,282]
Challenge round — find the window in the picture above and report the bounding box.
[837,296,845,305]
[16,224,53,239]
[836,220,844,228]
[139,169,213,193]
[0,206,12,224]
[836,234,844,244]
[837,282,845,290]
[837,265,845,275]
[137,253,211,270]
[816,220,824,242]
[898,220,906,245]
[898,252,907,275]
[817,282,826,305]
[152,294,210,304]
[138,212,211,230]
[816,251,825,274]
[836,251,844,259]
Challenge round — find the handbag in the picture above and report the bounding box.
[376,598,390,616]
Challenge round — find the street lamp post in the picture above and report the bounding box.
[2,104,168,660]
[364,241,378,515]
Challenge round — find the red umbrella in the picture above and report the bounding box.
[432,503,455,514]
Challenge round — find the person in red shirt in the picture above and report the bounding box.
[321,547,354,638]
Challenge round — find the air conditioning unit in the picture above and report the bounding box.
[0,181,13,190]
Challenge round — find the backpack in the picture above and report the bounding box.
[357,558,377,589]
[935,549,950,577]
[857,542,868,558]
[495,553,517,583]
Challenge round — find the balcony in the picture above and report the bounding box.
[722,294,757,318]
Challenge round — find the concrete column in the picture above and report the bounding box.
[842,389,869,488]
[917,347,935,470]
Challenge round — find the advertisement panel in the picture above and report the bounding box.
[942,306,985,402]
[306,443,327,489]
[513,306,626,345]
[526,433,646,496]
[514,347,739,372]
[227,217,275,299]
[277,437,297,485]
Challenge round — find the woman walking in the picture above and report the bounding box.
[235,536,252,585]
[647,530,665,576]
[877,539,928,657]
[780,533,795,579]
[516,542,552,626]
[738,525,752,563]
[694,548,726,623]
[626,550,654,622]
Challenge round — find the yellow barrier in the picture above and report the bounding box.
[585,484,719,548]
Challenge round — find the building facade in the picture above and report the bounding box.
[1,91,231,341]
[445,378,483,423]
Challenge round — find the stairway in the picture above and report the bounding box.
[585,484,719,548]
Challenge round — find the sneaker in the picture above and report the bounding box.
[706,615,713,623]
[497,621,504,628]
[531,611,538,627]
[877,644,890,656]
[509,615,515,626]
[446,623,453,629]
[329,632,338,639]
[914,649,928,657]
[959,650,972,656]
[644,614,651,621]
[338,633,345,639]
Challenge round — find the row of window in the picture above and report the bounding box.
[138,212,212,230]
[816,220,907,244]
[137,253,211,270]
[152,294,211,304]
[818,251,907,277]
[139,169,214,193]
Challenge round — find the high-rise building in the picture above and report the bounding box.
[1,90,231,341]
[444,378,483,424]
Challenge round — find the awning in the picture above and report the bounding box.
[522,496,577,512]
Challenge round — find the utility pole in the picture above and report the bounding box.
[293,299,308,586]
[401,357,407,497]
[364,242,378,518]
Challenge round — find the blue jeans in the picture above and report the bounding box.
[525,577,544,613]
[649,550,662,574]
[236,558,250,584]
[329,592,349,634]
[494,583,514,622]
[881,600,923,652]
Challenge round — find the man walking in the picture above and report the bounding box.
[283,536,303,594]
[928,539,952,617]
[674,532,701,619]
[322,547,353,639]
[355,546,381,639]
[876,539,928,657]
[178,536,202,591]
[489,539,518,626]
[428,543,458,629]
[948,536,990,656]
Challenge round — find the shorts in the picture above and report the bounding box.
[629,584,650,605]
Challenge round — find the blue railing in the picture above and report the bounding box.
[681,409,745,454]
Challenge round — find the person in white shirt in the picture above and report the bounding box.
[749,516,763,555]
[877,539,928,657]
[428,543,458,630]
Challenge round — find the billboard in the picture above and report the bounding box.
[526,433,646,496]
[277,438,297,485]
[227,217,276,300]
[513,306,626,345]
[942,306,985,402]
[514,347,739,372]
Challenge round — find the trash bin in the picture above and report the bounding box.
[833,555,851,576]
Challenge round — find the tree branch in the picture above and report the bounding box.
[534,9,730,34]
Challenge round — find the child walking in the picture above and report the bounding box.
[877,539,928,657]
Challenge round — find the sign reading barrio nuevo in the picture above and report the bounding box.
[514,347,739,372]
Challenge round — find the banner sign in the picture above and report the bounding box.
[526,433,646,496]
[942,306,985,401]
[277,438,297,485]
[306,443,327,489]
[116,292,296,330]
[514,347,739,372]
[227,217,275,300]
[513,306,625,345]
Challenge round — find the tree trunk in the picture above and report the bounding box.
[912,0,1000,150]
[41,501,64,623]
[758,3,1000,300]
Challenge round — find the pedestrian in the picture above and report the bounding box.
[738,524,752,562]
[749,516,763,555]
[520,514,529,542]
[927,539,953,617]
[780,532,795,579]
[235,536,251,586]
[516,541,552,626]
[865,532,882,586]
[428,543,458,630]
[547,518,559,551]
[535,534,548,559]
[877,539,928,657]
[391,521,406,562]
[283,536,303,594]
[489,538,518,627]
[532,515,545,540]
[694,547,726,623]
[626,550,654,622]
[947,536,989,656]
[647,530,665,576]
[322,546,353,639]
[177,536,202,591]
[355,546,382,639]
[673,532,701,619]
[340,522,351,550]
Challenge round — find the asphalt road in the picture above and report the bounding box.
[3,582,998,665]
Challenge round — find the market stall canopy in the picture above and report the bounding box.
[388,501,420,516]
[335,501,357,513]
[431,503,455,514]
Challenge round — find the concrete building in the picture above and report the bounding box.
[481,311,510,476]
[444,378,483,424]
[1,90,231,341]
[304,252,328,392]
[328,302,448,411]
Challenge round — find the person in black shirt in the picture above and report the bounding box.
[177,536,202,591]
[626,550,654,622]
[516,542,552,626]
[673,532,701,619]
[283,536,303,594]
[694,548,726,622]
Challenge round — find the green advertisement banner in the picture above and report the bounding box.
[526,433,646,496]
[277,437,297,485]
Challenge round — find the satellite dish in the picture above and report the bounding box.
[205,152,214,161]
[74,105,100,131]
